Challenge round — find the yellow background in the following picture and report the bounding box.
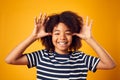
[0,0,120,80]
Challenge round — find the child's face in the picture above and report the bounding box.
[52,22,72,54]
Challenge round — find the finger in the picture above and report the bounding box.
[34,16,37,24]
[38,13,42,23]
[47,17,50,21]
[44,33,52,37]
[89,19,93,28]
[44,17,49,25]
[47,33,52,36]
[72,33,78,36]
[46,17,50,22]
[86,16,89,26]
[41,13,47,24]
[72,33,82,38]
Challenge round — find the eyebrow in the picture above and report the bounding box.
[53,30,60,32]
[53,28,71,31]
[53,30,71,33]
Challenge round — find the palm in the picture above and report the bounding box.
[74,16,93,40]
[32,13,51,39]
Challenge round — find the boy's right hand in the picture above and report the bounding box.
[31,13,51,40]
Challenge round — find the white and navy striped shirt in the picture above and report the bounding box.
[26,49,100,80]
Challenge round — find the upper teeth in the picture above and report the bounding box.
[58,42,67,45]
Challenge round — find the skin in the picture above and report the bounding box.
[5,13,116,69]
[52,23,72,54]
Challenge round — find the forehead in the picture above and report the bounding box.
[53,23,71,32]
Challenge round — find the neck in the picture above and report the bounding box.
[55,50,69,55]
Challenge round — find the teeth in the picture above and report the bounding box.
[58,42,67,45]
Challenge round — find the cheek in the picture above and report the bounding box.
[67,36,73,43]
[52,35,57,43]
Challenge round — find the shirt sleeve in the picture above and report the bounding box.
[25,50,41,68]
[85,54,100,72]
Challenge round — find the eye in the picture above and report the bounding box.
[66,32,72,35]
[54,32,60,35]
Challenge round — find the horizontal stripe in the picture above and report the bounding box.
[37,74,87,80]
[37,64,88,71]
[37,71,87,80]
[26,49,100,80]
[37,68,87,75]
[39,59,86,68]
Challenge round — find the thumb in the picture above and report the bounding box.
[72,33,79,36]
[46,33,52,36]
[72,33,82,38]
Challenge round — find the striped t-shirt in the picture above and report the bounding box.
[26,49,100,80]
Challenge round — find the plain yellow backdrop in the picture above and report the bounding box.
[0,0,120,80]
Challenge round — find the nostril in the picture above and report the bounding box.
[60,35,66,40]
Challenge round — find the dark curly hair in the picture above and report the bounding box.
[41,11,83,52]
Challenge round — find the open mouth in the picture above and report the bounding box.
[57,41,68,46]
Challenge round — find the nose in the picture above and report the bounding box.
[60,33,66,40]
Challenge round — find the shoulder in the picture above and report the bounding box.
[70,51,87,59]
[72,51,86,56]
[26,49,48,57]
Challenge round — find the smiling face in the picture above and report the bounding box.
[52,23,73,54]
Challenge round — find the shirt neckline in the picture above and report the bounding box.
[54,51,72,58]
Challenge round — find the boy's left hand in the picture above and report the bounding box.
[73,16,93,40]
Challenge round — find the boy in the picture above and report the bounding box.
[5,11,116,80]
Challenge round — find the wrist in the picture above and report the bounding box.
[84,36,94,43]
[84,36,98,48]
[29,34,38,42]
